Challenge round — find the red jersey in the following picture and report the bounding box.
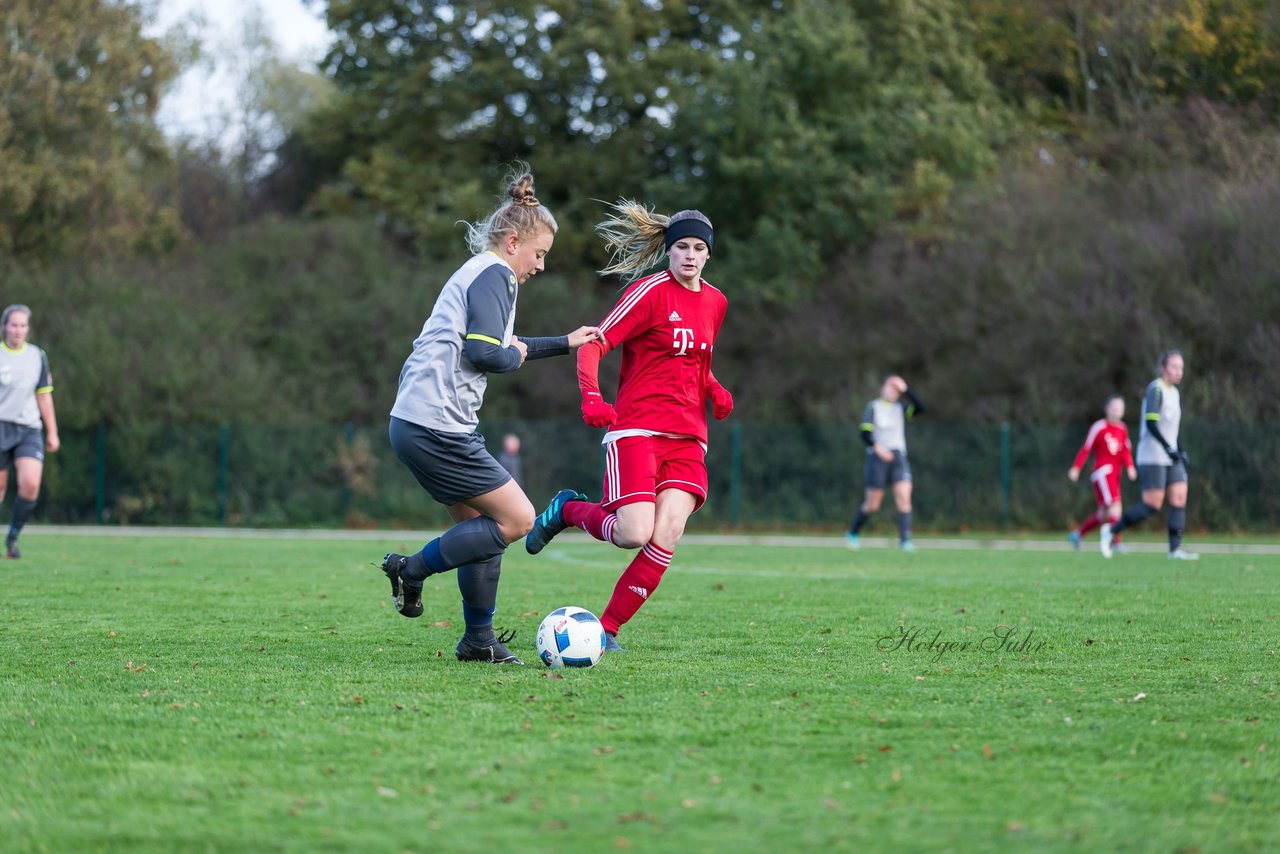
[596,270,728,444]
[1072,419,1134,474]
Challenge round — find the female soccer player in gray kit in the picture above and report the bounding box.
[1101,350,1197,560]
[379,167,600,664]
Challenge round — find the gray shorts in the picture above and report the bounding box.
[865,449,911,490]
[1138,462,1187,491]
[0,422,44,467]
[389,416,512,506]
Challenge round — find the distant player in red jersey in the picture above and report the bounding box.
[1067,395,1136,551]
[524,201,732,652]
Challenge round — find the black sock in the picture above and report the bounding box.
[408,516,508,581]
[1112,502,1157,535]
[8,497,36,540]
[459,555,502,639]
[1167,506,1186,552]
[850,509,871,534]
[897,511,912,542]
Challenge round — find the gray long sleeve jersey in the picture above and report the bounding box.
[1136,378,1181,465]
[390,252,567,432]
[859,390,924,453]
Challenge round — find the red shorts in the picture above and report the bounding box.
[1090,465,1122,507]
[602,436,708,513]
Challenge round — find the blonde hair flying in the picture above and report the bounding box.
[596,201,713,278]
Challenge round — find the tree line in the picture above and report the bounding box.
[3,0,1278,431]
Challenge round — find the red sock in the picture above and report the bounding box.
[1079,515,1102,536]
[562,500,618,545]
[600,541,673,635]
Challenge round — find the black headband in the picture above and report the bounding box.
[664,217,714,252]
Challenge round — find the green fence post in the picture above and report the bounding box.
[216,423,230,526]
[730,421,743,525]
[95,424,107,524]
[342,421,355,516]
[999,421,1011,529]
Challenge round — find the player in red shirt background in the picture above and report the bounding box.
[1067,395,1137,551]
[524,201,732,652]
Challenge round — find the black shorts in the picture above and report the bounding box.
[0,422,44,468]
[1138,462,1187,491]
[389,416,512,505]
[864,449,911,490]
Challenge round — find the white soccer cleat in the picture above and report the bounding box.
[1099,523,1113,559]
[1168,548,1200,561]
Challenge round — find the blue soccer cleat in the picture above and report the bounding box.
[525,489,586,555]
[1068,530,1081,551]
[844,532,860,551]
[604,631,626,653]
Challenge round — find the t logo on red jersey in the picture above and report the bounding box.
[672,327,695,355]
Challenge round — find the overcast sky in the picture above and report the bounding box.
[148,0,332,140]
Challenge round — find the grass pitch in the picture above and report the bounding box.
[2,532,1277,852]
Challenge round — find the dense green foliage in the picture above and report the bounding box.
[3,534,1278,850]
[304,0,1009,297]
[0,0,180,261]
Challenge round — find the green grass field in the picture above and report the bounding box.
[2,532,1277,852]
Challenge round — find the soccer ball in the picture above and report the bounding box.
[535,606,606,668]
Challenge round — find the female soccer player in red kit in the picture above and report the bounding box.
[525,202,732,651]
[1067,395,1136,551]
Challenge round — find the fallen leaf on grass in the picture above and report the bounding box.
[1131,692,1147,703]
[1006,821,1027,833]
[878,745,893,753]
[543,673,565,680]
[618,812,655,824]
[377,786,398,798]
[983,744,994,759]
[432,621,453,628]
[1208,793,1228,804]
[351,695,365,705]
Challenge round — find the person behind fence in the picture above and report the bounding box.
[1101,350,1197,560]
[0,304,60,559]
[1067,394,1137,552]
[845,375,924,551]
[496,433,524,491]
[522,201,732,653]
[378,165,601,665]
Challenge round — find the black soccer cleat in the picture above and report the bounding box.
[455,628,525,665]
[525,489,587,555]
[5,537,19,559]
[381,553,423,618]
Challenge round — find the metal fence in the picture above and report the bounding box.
[33,419,1280,532]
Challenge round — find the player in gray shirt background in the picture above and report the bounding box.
[0,304,60,558]
[1101,350,1197,559]
[378,166,600,664]
[846,375,925,551]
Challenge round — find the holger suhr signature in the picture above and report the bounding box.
[877,625,1048,663]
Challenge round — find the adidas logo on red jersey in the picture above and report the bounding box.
[668,311,682,322]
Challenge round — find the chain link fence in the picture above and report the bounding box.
[35,419,1279,532]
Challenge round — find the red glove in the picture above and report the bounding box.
[709,384,734,420]
[581,391,616,428]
